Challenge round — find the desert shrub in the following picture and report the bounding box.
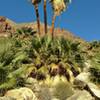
[89,53,100,84]
[50,76,74,100]
[15,27,36,38]
[90,40,100,48]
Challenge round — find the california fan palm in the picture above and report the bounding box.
[31,0,41,35]
[44,0,48,34]
[50,0,71,39]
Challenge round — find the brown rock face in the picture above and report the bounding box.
[0,16,85,43]
[0,16,6,22]
[0,16,12,33]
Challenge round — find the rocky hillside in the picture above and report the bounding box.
[0,16,85,43]
[0,16,100,100]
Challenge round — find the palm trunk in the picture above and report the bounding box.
[44,0,47,34]
[51,14,56,39]
[34,4,41,35]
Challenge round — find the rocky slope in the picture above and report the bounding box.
[0,16,100,100]
[0,16,85,43]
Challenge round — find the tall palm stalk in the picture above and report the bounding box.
[32,0,41,35]
[51,14,56,39]
[50,0,71,39]
[44,0,48,34]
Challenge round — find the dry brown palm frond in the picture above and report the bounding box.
[32,0,41,5]
[50,0,67,16]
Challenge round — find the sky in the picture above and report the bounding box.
[0,0,100,41]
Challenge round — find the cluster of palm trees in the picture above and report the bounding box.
[31,0,71,38]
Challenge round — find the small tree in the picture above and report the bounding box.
[50,0,71,39]
[31,0,41,35]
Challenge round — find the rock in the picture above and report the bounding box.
[86,82,100,99]
[74,79,87,90]
[25,77,41,92]
[84,61,92,72]
[0,16,14,37]
[67,90,94,100]
[0,16,7,32]
[5,87,38,100]
[51,98,60,100]
[0,96,15,100]
[74,72,100,99]
[75,72,90,83]
[73,72,90,89]
[0,16,6,22]
[26,78,53,100]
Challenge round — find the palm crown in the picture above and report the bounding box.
[32,0,41,5]
[50,0,71,15]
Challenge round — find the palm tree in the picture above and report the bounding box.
[31,0,41,35]
[44,0,48,34]
[50,0,71,39]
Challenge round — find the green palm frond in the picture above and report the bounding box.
[12,51,29,65]
[0,38,15,66]
[0,78,16,90]
[89,52,100,84]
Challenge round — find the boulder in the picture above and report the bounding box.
[74,72,90,89]
[67,90,94,100]
[74,72,100,99]
[75,72,90,83]
[26,78,52,100]
[0,16,14,37]
[86,82,100,99]
[0,96,15,100]
[0,16,6,22]
[51,98,60,100]
[5,87,38,100]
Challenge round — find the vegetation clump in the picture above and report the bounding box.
[0,26,99,96]
[0,31,86,95]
